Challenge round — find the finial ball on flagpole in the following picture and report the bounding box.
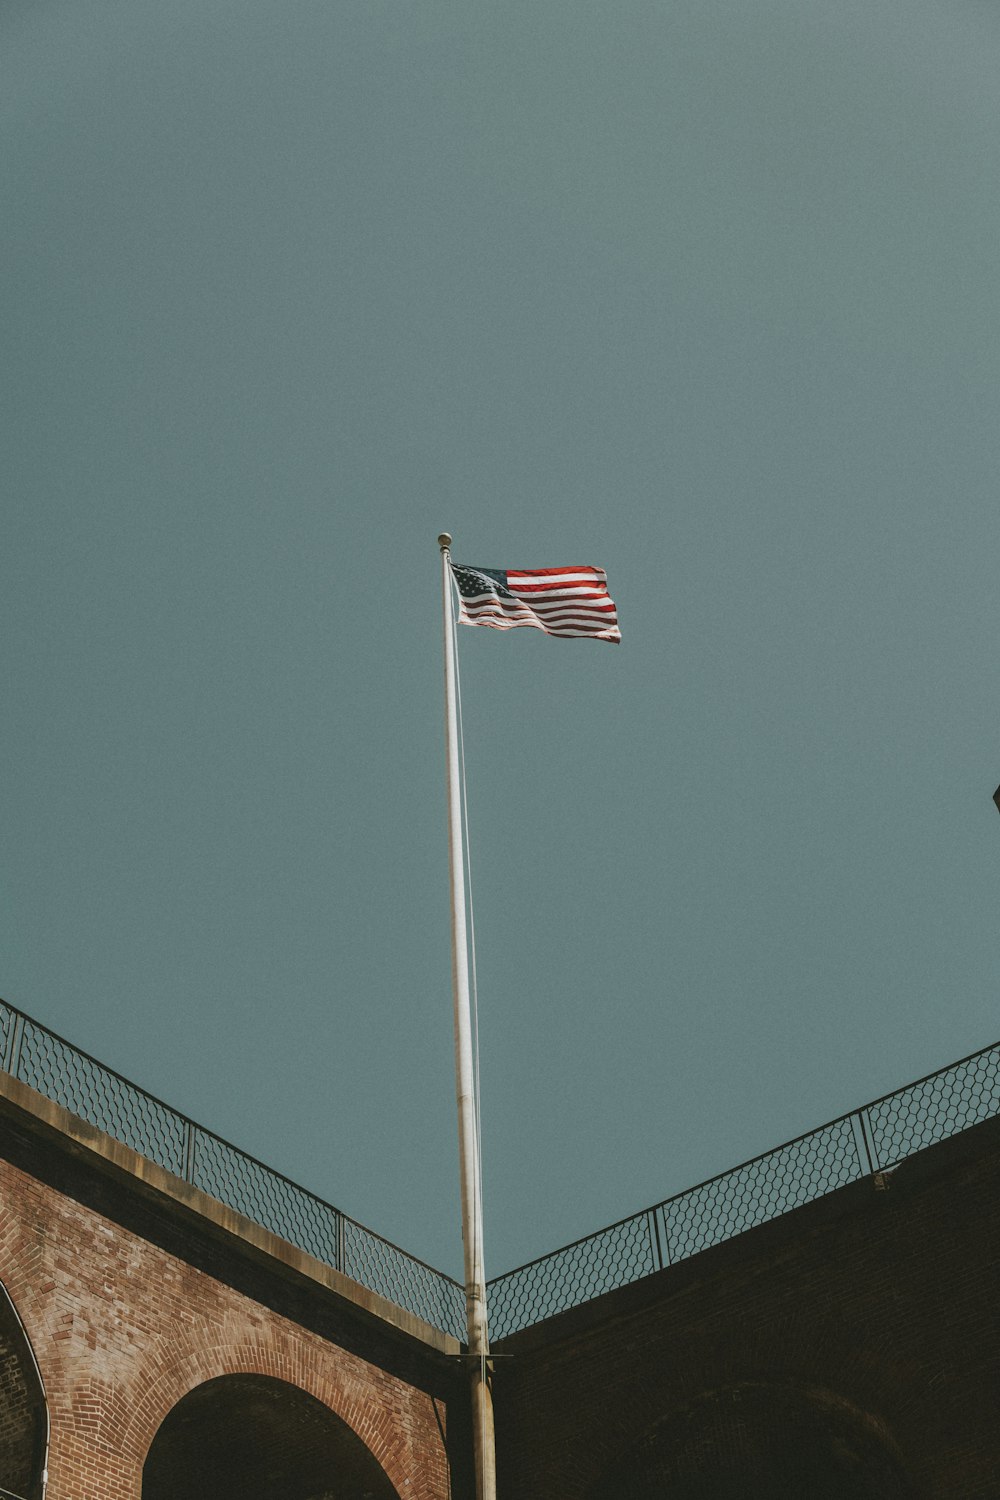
[438,533,453,550]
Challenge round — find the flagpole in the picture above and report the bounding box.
[439,533,497,1500]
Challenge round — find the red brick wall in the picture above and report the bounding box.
[3,1083,997,1499]
[0,1131,466,1500]
[492,1117,1000,1500]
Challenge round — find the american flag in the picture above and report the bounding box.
[452,564,621,643]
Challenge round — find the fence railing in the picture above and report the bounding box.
[486,1038,1000,1339]
[0,999,466,1341]
[2,999,998,1346]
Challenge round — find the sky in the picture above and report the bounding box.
[4,0,1000,1282]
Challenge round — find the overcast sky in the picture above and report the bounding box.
[4,0,1000,1280]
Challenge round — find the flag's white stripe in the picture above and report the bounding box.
[508,570,607,586]
[509,582,608,598]
[460,603,535,620]
[466,628,619,641]
[540,616,617,627]
[462,605,614,630]
[511,594,609,609]
[534,616,617,629]
[517,594,609,605]
[463,608,615,631]
[460,594,614,620]
[525,599,615,614]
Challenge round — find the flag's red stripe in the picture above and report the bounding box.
[508,582,608,597]
[508,567,605,581]
[526,598,617,614]
[460,590,614,612]
[464,597,617,621]
[461,597,611,621]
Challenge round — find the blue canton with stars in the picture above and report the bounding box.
[453,566,511,598]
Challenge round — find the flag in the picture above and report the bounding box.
[452,564,621,643]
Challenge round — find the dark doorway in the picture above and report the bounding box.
[587,1381,919,1500]
[142,1374,399,1500]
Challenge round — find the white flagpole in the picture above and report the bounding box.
[438,533,497,1500]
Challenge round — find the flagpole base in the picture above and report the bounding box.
[470,1360,497,1500]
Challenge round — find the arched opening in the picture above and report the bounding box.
[142,1374,399,1500]
[587,1381,919,1500]
[0,1281,47,1500]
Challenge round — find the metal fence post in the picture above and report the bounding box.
[183,1121,198,1184]
[855,1107,879,1175]
[648,1208,664,1272]
[336,1212,346,1275]
[3,1014,24,1080]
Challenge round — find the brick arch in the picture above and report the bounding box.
[120,1334,407,1499]
[585,1378,919,1499]
[0,1190,57,1374]
[0,1271,48,1500]
[541,1299,928,1500]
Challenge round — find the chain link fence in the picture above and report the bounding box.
[1,998,997,1346]
[487,1038,1000,1339]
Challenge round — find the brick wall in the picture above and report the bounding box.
[492,1116,1000,1500]
[2,1070,998,1498]
[0,1104,470,1500]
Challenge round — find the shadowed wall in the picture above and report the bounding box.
[493,1116,1000,1500]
